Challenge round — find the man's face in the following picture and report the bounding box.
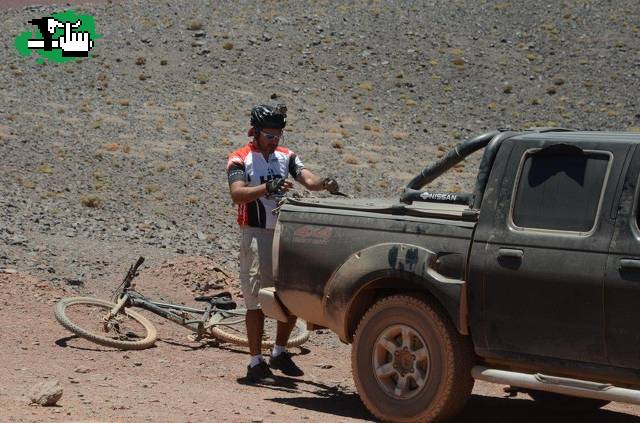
[256,128,283,154]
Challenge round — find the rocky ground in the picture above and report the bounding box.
[1,0,640,421]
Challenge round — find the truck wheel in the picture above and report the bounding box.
[351,295,473,422]
[527,390,610,411]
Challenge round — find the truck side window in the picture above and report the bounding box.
[512,150,610,232]
[637,183,640,231]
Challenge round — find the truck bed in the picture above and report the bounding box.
[283,196,476,221]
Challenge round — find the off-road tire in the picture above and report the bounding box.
[351,295,474,422]
[54,297,157,350]
[208,309,311,349]
[527,390,610,411]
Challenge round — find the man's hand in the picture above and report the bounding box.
[322,177,339,194]
[266,178,293,194]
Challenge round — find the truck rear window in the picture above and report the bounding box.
[511,149,610,232]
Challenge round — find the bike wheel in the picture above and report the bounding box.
[54,297,157,350]
[207,308,310,349]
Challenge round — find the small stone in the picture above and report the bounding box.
[193,31,206,38]
[314,363,334,369]
[64,277,84,287]
[546,86,557,95]
[74,366,91,374]
[270,93,278,99]
[29,380,63,406]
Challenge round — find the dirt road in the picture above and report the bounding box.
[2,266,639,422]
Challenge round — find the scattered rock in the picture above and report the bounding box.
[314,363,334,369]
[29,380,63,406]
[64,277,84,287]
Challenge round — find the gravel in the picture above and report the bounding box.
[0,0,639,292]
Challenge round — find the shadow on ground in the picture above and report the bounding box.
[455,395,640,422]
[266,388,640,422]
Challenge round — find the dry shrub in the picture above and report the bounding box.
[145,184,159,194]
[103,143,120,151]
[36,164,53,174]
[331,140,344,149]
[80,195,103,208]
[391,131,408,140]
[344,154,358,165]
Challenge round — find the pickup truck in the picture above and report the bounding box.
[259,129,640,422]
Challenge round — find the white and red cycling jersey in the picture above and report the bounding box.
[226,141,305,229]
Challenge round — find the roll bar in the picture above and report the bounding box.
[400,130,501,205]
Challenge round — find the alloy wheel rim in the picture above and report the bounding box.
[372,324,431,400]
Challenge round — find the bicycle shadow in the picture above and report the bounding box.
[55,335,124,352]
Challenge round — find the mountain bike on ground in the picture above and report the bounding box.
[54,257,310,350]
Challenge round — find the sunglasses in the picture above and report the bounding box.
[262,132,283,141]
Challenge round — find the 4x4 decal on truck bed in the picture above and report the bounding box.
[292,225,333,245]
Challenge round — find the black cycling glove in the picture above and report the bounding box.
[322,177,339,194]
[266,178,286,194]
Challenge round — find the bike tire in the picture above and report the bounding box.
[54,297,157,350]
[208,308,310,349]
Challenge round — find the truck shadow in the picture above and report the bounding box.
[268,387,639,422]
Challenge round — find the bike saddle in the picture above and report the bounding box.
[194,292,236,310]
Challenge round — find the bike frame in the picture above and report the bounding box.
[111,291,246,338]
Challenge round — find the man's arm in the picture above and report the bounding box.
[229,179,294,204]
[295,169,339,193]
[229,180,268,204]
[295,169,325,191]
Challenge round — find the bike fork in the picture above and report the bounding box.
[105,295,128,320]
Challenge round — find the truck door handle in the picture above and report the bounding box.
[619,259,640,271]
[498,249,524,259]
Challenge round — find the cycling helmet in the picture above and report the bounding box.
[250,104,287,129]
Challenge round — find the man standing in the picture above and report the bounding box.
[226,103,339,383]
